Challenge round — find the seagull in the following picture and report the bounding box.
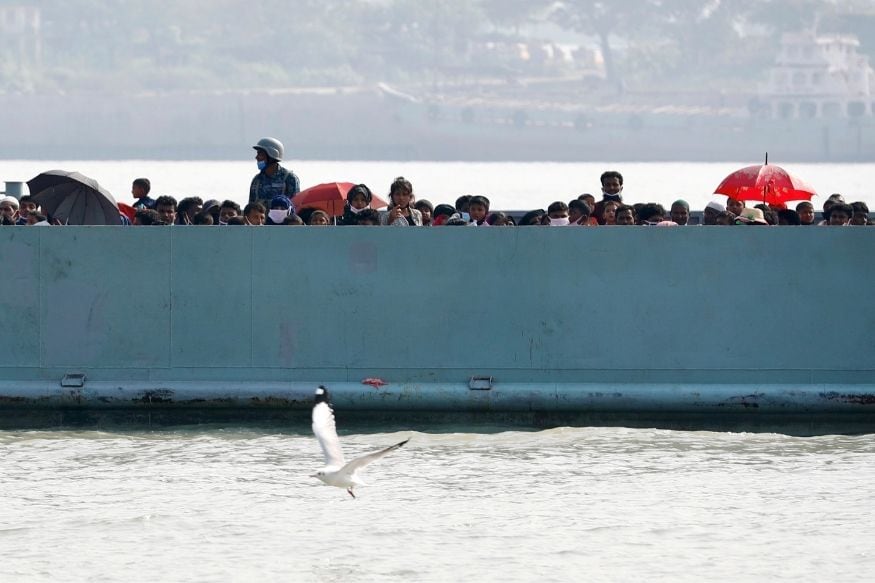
[311,385,409,498]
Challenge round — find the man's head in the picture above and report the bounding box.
[177,196,203,224]
[795,201,815,225]
[670,199,690,225]
[0,196,18,221]
[599,171,623,201]
[637,203,666,225]
[546,201,569,226]
[252,137,284,169]
[219,200,241,224]
[703,201,725,225]
[614,204,635,225]
[18,195,38,219]
[726,197,745,216]
[851,202,870,226]
[154,195,178,225]
[243,202,266,225]
[827,202,853,226]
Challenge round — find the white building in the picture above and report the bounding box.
[761,31,874,119]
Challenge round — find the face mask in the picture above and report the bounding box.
[348,205,365,215]
[549,217,570,226]
[268,209,288,223]
[460,212,470,222]
[602,192,622,202]
[257,160,268,171]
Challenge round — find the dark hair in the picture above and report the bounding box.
[243,202,266,216]
[133,178,151,194]
[547,201,569,214]
[433,203,456,218]
[485,211,508,225]
[226,216,247,225]
[519,209,546,226]
[177,196,204,223]
[468,195,490,210]
[356,209,381,224]
[827,202,853,221]
[600,171,623,186]
[220,200,241,213]
[615,204,636,218]
[389,177,413,204]
[19,195,35,205]
[192,211,214,225]
[637,203,665,224]
[851,201,869,214]
[308,210,331,224]
[795,201,813,210]
[282,214,304,225]
[569,199,591,217]
[777,209,801,225]
[454,195,472,211]
[154,195,177,209]
[413,199,433,213]
[135,209,161,225]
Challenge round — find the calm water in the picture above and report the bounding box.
[2,160,875,212]
[1,427,873,582]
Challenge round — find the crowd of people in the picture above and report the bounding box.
[1,137,872,228]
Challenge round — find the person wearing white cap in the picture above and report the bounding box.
[0,196,18,224]
[703,200,726,225]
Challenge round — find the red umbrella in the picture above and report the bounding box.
[714,156,816,206]
[294,182,389,217]
[118,202,136,222]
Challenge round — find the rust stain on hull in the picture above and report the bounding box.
[820,391,875,405]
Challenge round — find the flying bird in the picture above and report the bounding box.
[311,385,409,498]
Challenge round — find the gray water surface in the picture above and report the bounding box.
[1,427,873,582]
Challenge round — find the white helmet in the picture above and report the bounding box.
[252,137,284,161]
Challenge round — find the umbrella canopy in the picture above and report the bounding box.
[294,182,389,217]
[27,170,121,225]
[714,163,816,207]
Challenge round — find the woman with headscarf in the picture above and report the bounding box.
[339,184,376,226]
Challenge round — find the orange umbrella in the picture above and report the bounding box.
[714,155,816,206]
[294,182,388,217]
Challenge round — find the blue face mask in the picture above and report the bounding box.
[257,160,268,171]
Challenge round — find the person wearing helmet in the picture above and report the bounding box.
[249,137,301,206]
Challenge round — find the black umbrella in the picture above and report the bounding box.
[27,170,121,225]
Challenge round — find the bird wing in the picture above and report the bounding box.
[342,438,409,475]
[312,399,345,468]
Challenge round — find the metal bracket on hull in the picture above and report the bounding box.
[60,372,87,388]
[469,376,493,390]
